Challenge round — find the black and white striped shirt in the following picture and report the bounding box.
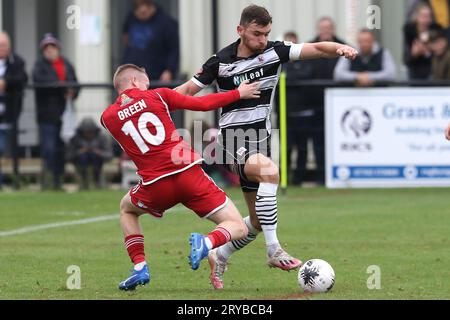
[192,39,303,135]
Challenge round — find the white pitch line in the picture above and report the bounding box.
[0,214,118,238]
[0,199,244,238]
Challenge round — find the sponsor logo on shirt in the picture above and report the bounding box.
[233,68,264,86]
[121,94,133,107]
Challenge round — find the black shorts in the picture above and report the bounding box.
[217,127,271,193]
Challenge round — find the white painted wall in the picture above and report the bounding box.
[179,0,213,80]
[378,0,406,79]
[58,0,111,125]
[14,0,38,147]
[179,0,216,127]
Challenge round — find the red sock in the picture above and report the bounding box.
[207,227,231,249]
[124,234,146,264]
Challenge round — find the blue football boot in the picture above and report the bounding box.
[189,233,209,270]
[119,264,150,291]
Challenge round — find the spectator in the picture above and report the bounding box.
[282,31,315,185]
[407,0,450,31]
[33,33,79,190]
[122,0,180,81]
[0,32,28,188]
[67,118,113,190]
[404,3,443,79]
[283,31,298,44]
[428,29,450,79]
[334,28,396,86]
[284,19,345,185]
[309,17,347,79]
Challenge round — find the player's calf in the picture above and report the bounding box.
[119,193,151,290]
[189,226,236,271]
[245,154,302,265]
[189,200,248,271]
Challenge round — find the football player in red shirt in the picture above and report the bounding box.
[101,64,260,290]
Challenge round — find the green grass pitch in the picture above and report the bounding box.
[0,187,449,300]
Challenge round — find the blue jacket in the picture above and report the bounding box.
[122,6,180,80]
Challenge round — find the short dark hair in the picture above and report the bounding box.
[359,28,375,37]
[317,16,335,26]
[283,31,298,42]
[240,5,272,27]
[133,0,154,9]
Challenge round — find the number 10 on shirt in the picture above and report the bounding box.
[121,112,166,154]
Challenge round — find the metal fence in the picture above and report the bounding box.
[2,80,186,189]
[2,79,450,190]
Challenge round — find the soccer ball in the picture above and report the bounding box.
[298,259,335,293]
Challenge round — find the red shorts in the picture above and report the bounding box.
[129,164,228,219]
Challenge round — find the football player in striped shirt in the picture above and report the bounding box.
[176,5,358,289]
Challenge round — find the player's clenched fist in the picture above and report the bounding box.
[238,80,261,99]
[337,45,359,60]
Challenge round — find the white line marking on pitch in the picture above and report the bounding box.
[0,214,118,237]
[0,199,244,238]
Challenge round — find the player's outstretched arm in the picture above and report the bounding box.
[160,81,260,112]
[300,42,358,60]
[174,80,203,96]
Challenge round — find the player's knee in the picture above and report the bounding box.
[119,196,129,214]
[246,154,279,184]
[258,165,279,184]
[120,194,140,217]
[238,221,249,239]
[241,220,248,238]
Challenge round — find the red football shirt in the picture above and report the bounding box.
[101,87,240,185]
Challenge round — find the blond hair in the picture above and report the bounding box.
[113,64,147,91]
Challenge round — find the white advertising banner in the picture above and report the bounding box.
[325,87,450,188]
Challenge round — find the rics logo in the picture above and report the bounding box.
[341,107,372,139]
